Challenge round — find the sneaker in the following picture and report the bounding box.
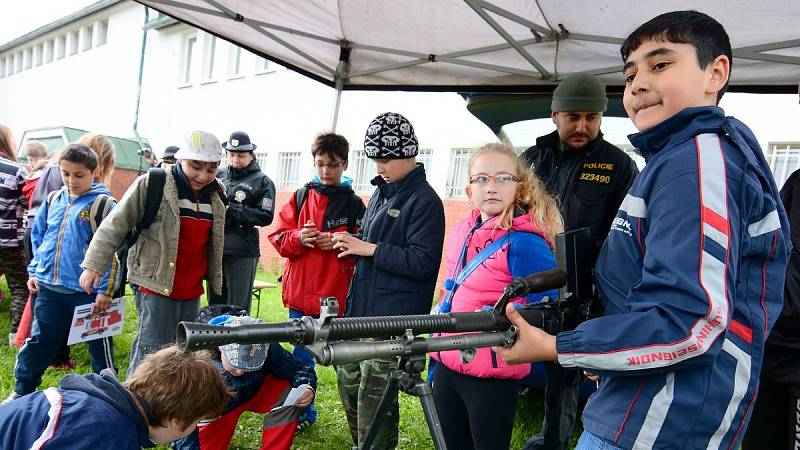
[295,418,314,435]
[1,392,22,406]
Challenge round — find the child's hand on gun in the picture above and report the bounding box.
[79,269,101,294]
[299,221,319,248]
[93,293,112,315]
[493,303,558,365]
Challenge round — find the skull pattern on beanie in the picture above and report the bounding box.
[364,112,418,159]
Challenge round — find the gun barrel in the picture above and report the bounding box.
[177,320,306,351]
[177,306,554,353]
[320,331,514,365]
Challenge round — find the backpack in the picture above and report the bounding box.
[294,184,361,234]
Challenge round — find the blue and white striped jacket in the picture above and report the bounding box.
[29,184,121,296]
[556,106,790,450]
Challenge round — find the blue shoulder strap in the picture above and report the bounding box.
[438,231,524,314]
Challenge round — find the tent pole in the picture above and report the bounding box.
[330,79,343,132]
[329,45,351,132]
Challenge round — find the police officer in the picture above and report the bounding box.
[158,145,178,167]
[211,131,276,312]
[519,73,638,450]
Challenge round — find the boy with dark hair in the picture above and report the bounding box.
[172,312,316,450]
[0,345,230,449]
[332,113,445,450]
[268,131,365,431]
[4,144,121,404]
[80,131,227,378]
[496,11,790,450]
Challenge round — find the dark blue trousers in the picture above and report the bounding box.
[14,284,115,395]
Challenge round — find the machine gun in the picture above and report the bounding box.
[176,230,595,450]
[177,268,567,364]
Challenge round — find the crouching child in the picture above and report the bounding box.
[0,345,230,449]
[173,309,316,450]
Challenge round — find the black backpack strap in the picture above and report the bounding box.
[295,185,309,217]
[140,168,166,230]
[46,189,60,210]
[120,168,166,251]
[89,194,114,235]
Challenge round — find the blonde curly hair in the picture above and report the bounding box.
[468,143,563,244]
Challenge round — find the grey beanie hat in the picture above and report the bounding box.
[364,112,418,159]
[551,73,608,113]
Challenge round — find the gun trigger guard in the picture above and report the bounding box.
[501,326,518,347]
[459,347,476,364]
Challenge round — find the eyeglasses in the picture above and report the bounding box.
[313,160,346,169]
[469,173,519,185]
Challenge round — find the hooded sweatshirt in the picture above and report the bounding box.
[0,370,154,450]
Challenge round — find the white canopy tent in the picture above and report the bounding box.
[137,0,800,126]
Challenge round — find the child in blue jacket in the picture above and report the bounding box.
[496,11,791,450]
[4,144,122,403]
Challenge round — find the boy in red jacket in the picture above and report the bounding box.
[268,132,365,431]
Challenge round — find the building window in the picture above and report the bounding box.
[33,44,42,66]
[97,20,108,46]
[56,35,66,59]
[0,57,4,78]
[257,57,276,74]
[417,148,433,172]
[202,35,217,81]
[44,40,53,63]
[277,152,302,190]
[347,150,375,193]
[69,30,79,55]
[228,46,243,78]
[767,142,800,188]
[182,34,196,84]
[82,24,93,51]
[446,148,475,197]
[23,48,32,69]
[254,151,269,172]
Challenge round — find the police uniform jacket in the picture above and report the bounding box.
[217,159,276,257]
[520,130,638,256]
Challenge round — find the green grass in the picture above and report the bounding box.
[0,269,581,449]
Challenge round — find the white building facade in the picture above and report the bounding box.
[0,1,505,197]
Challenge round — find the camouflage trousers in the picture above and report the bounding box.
[336,352,399,450]
[0,247,30,334]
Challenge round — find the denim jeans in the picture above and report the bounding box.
[574,431,626,450]
[14,284,114,395]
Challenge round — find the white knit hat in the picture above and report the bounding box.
[174,131,224,162]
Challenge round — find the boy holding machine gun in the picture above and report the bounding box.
[496,11,790,450]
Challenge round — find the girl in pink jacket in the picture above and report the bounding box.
[431,143,563,450]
